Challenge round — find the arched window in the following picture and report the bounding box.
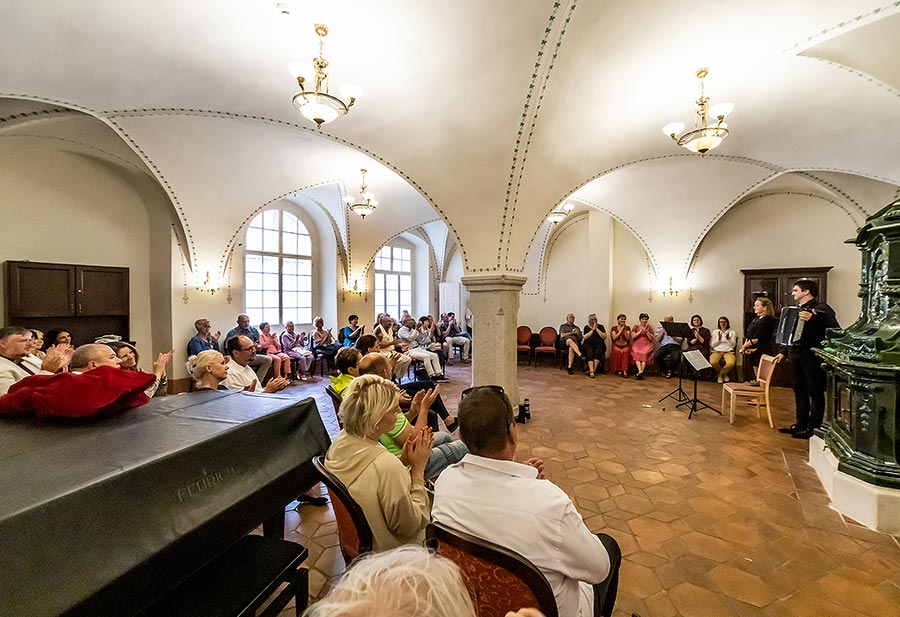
[374,243,412,318]
[244,209,312,326]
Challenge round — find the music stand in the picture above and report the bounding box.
[676,350,722,419]
[658,321,693,406]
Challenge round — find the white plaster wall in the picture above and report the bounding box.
[609,193,862,359]
[0,147,153,357]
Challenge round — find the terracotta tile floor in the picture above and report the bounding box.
[275,363,900,617]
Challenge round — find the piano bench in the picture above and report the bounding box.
[140,535,309,617]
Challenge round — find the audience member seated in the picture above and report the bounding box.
[324,374,432,551]
[1,326,72,394]
[186,318,220,356]
[223,335,289,393]
[259,321,292,379]
[740,297,777,383]
[559,313,584,375]
[108,341,171,397]
[281,321,314,380]
[654,315,683,379]
[630,313,654,380]
[188,349,229,390]
[70,343,122,372]
[581,314,607,378]
[224,314,273,382]
[330,347,362,395]
[341,314,365,347]
[398,316,447,382]
[710,316,737,383]
[312,316,342,368]
[41,328,73,352]
[439,312,471,362]
[447,312,472,344]
[358,353,457,433]
[433,386,621,617]
[29,329,46,361]
[302,546,494,617]
[686,314,711,359]
[373,313,412,380]
[418,315,449,365]
[355,334,378,356]
[609,314,631,378]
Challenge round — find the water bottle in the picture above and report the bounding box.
[524,398,531,420]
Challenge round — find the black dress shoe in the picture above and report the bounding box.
[297,493,328,506]
[778,424,803,434]
[792,430,814,439]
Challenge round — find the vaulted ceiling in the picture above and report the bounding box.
[2,0,899,282]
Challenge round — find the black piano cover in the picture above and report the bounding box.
[0,391,330,617]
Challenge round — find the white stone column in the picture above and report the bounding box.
[460,273,527,405]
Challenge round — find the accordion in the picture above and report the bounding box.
[776,306,805,346]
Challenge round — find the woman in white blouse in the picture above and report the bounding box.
[709,316,737,383]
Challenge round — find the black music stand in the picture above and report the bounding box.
[677,350,722,419]
[658,321,692,406]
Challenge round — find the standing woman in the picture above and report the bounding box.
[259,322,292,380]
[630,313,654,380]
[609,314,632,378]
[581,314,607,378]
[740,297,777,383]
[710,316,737,383]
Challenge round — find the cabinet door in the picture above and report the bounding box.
[77,266,129,316]
[7,261,76,317]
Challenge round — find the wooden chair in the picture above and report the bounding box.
[516,326,533,365]
[312,456,373,565]
[533,327,558,367]
[425,523,558,617]
[722,353,782,427]
[337,327,346,346]
[325,385,343,428]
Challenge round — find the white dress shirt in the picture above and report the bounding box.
[223,358,258,391]
[432,455,610,617]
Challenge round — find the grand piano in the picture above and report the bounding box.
[0,390,331,616]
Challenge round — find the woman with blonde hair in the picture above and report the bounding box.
[740,297,777,383]
[324,374,432,551]
[188,349,229,391]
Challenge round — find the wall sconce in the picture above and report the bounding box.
[660,276,680,297]
[194,270,221,295]
[341,279,368,303]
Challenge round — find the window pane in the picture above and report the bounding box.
[298,308,312,325]
[246,308,263,326]
[299,291,312,308]
[298,275,312,292]
[283,258,298,276]
[399,275,411,291]
[283,211,298,234]
[283,232,299,255]
[246,227,263,251]
[263,209,279,230]
[263,307,280,326]
[263,272,279,290]
[400,290,411,309]
[246,253,262,273]
[263,229,279,252]
[386,274,399,291]
[283,275,298,292]
[246,272,263,291]
[246,290,263,308]
[297,235,311,257]
[298,259,312,275]
[387,290,398,308]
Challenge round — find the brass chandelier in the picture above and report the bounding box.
[344,169,378,219]
[289,24,361,128]
[662,68,733,155]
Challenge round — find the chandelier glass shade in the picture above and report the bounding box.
[288,24,360,128]
[344,169,379,219]
[663,68,732,155]
[546,201,574,224]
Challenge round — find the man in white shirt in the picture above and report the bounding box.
[223,335,289,393]
[433,386,621,617]
[397,315,447,381]
[0,326,71,395]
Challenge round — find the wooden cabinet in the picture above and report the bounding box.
[5,261,130,345]
[740,267,832,386]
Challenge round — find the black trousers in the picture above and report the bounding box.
[789,348,827,431]
[400,380,451,432]
[654,343,681,374]
[593,533,622,617]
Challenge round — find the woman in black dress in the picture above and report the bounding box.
[740,297,777,383]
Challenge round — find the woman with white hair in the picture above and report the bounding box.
[303,545,545,617]
[324,374,432,551]
[188,349,229,391]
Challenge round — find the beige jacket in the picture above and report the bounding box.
[325,431,430,551]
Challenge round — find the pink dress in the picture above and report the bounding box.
[630,324,654,363]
